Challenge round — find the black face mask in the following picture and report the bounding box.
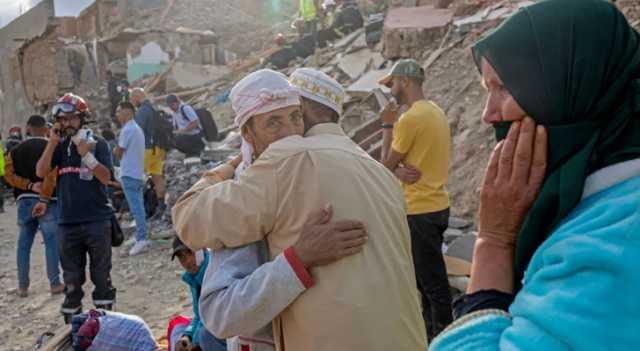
[493,121,512,142]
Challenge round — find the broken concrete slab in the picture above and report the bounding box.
[443,228,464,243]
[449,216,471,229]
[454,1,534,32]
[166,62,230,91]
[334,28,365,49]
[338,49,384,80]
[346,69,390,98]
[446,234,476,263]
[383,5,454,59]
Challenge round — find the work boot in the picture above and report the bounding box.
[95,303,113,311]
[17,288,28,298]
[62,306,82,324]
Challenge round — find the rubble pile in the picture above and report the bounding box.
[144,0,541,233]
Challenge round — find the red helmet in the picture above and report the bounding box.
[8,126,22,136]
[52,93,90,118]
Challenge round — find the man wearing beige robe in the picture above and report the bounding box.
[173,69,427,351]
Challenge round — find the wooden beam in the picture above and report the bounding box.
[144,58,177,93]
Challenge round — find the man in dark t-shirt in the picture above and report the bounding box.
[36,93,116,324]
[4,115,63,298]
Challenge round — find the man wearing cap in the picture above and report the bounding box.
[379,58,453,339]
[4,115,63,297]
[37,93,117,323]
[173,68,426,350]
[166,94,204,157]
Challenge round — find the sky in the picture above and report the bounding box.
[0,0,95,28]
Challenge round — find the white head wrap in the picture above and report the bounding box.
[231,69,301,179]
[231,69,301,129]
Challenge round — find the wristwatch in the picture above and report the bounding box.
[381,123,394,129]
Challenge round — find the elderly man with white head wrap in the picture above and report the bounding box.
[173,68,427,351]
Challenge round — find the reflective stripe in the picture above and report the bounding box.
[94,300,114,305]
[61,306,82,314]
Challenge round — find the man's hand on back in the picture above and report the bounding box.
[394,165,421,184]
[293,204,368,268]
[32,202,48,218]
[31,181,43,194]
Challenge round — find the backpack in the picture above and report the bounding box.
[144,178,159,219]
[152,109,174,151]
[179,105,219,142]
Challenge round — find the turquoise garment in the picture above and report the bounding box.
[431,174,640,351]
[181,250,210,346]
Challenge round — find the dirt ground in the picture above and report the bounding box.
[0,201,193,350]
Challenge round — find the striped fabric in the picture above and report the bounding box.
[88,312,158,351]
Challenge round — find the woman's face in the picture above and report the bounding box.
[481,58,528,124]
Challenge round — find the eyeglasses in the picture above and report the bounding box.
[52,102,78,118]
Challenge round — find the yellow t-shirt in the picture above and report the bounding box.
[392,100,450,215]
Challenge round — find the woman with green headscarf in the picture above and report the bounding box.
[431,0,640,349]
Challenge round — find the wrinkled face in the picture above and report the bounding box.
[169,102,180,112]
[57,113,82,137]
[176,250,198,275]
[481,58,527,124]
[242,105,305,157]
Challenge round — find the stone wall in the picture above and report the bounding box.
[0,0,54,134]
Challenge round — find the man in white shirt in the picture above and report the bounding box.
[166,94,204,157]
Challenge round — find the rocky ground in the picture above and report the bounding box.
[0,202,193,350]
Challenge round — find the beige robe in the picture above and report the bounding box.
[173,123,427,351]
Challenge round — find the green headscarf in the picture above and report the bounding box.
[472,0,640,289]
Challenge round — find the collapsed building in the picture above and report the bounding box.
[0,0,301,130]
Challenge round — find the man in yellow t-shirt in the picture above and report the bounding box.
[379,59,452,341]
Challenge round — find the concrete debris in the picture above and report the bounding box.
[334,28,365,49]
[453,1,535,32]
[166,62,230,91]
[443,228,464,243]
[382,5,454,59]
[338,48,385,80]
[346,69,391,97]
[449,216,471,229]
[445,234,476,263]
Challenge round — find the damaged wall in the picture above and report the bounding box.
[19,29,100,111]
[122,30,216,82]
[0,0,55,134]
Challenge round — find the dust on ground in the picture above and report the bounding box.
[0,202,191,350]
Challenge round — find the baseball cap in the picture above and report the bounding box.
[171,236,191,261]
[166,94,179,105]
[378,59,425,87]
